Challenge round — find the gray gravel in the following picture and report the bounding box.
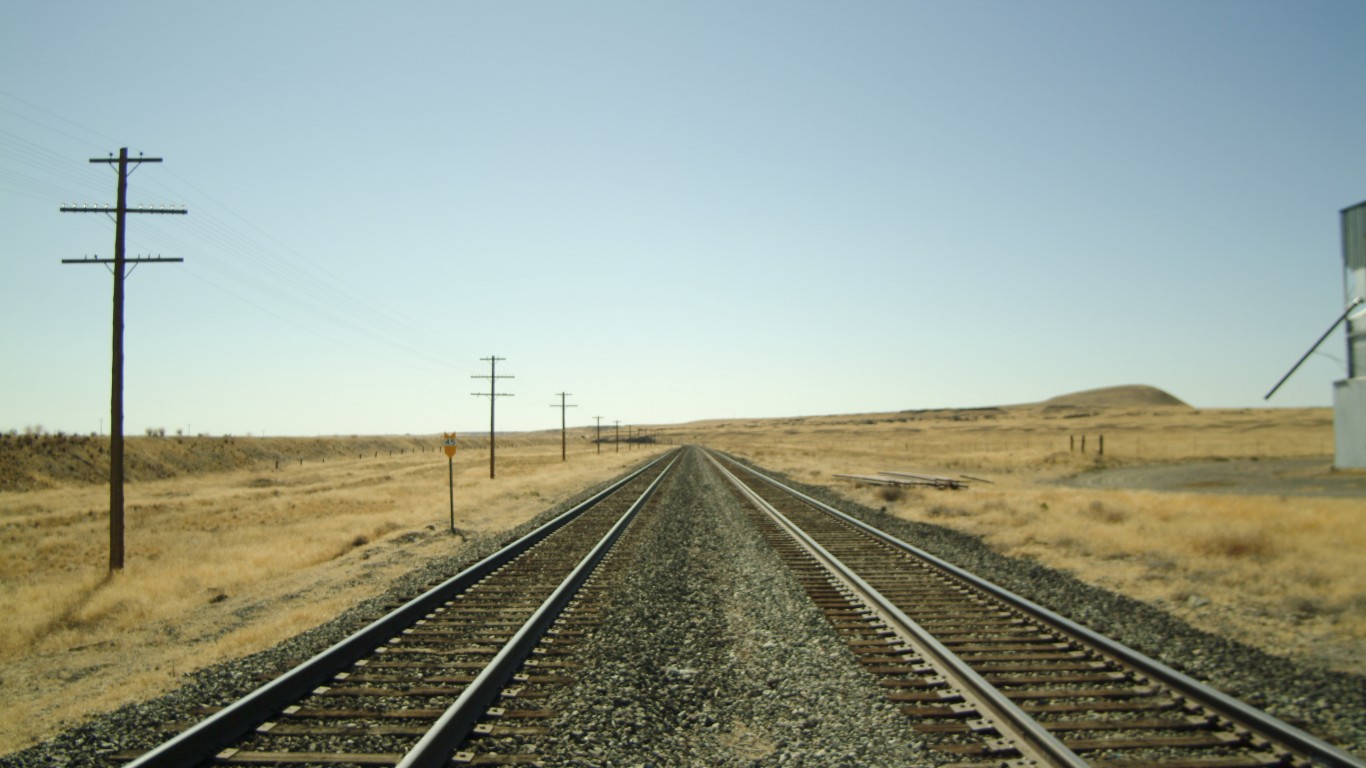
[4,448,1362,766]
[528,448,930,766]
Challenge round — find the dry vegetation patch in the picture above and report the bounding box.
[0,432,662,755]
[685,396,1363,676]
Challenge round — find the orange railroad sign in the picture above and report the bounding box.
[442,432,457,458]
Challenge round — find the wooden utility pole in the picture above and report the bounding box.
[61,148,186,572]
[614,420,621,453]
[550,393,576,461]
[470,356,513,478]
[593,416,603,454]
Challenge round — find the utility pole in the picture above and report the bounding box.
[614,420,621,453]
[550,393,576,462]
[593,416,603,454]
[470,356,513,478]
[61,148,186,572]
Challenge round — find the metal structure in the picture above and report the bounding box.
[1265,200,1366,468]
[1336,201,1366,467]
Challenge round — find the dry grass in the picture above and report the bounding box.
[2,395,1361,756]
[686,401,1365,676]
[886,488,1363,644]
[0,432,663,755]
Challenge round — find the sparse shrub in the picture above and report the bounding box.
[1193,529,1274,558]
[350,534,370,548]
[1054,535,1085,553]
[878,486,904,502]
[1282,595,1324,620]
[1083,500,1127,524]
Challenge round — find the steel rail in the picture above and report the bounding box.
[707,451,1090,768]
[715,451,1366,768]
[398,452,679,768]
[125,450,677,768]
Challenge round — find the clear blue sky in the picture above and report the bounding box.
[3,1,1363,436]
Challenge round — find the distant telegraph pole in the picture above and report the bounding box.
[593,416,603,454]
[61,148,186,572]
[550,393,577,462]
[471,356,513,478]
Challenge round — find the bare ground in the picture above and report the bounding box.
[1060,457,1366,496]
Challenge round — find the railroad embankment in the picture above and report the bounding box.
[0,433,444,492]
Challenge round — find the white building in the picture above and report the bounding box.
[1335,201,1366,469]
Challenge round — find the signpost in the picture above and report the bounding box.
[442,433,457,534]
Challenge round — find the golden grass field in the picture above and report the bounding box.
[1,385,1362,756]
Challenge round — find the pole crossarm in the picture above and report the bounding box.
[62,257,184,264]
[90,155,162,164]
[61,205,186,214]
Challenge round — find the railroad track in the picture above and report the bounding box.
[119,449,680,768]
[705,449,1364,768]
[98,446,1359,767]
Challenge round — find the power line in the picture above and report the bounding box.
[550,392,577,462]
[471,356,513,479]
[60,147,187,573]
[2,100,482,382]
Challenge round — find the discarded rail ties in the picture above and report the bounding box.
[833,470,990,490]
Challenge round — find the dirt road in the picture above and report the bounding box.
[1059,457,1366,497]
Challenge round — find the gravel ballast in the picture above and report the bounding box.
[3,447,1362,766]
[528,448,930,766]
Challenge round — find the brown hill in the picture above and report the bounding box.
[1041,385,1190,409]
